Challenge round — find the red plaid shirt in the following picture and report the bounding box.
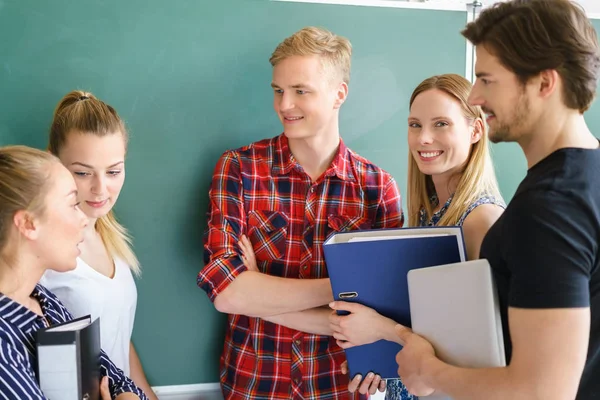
[198,134,404,399]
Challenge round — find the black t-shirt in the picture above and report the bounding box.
[481,146,600,399]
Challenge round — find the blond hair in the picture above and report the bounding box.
[0,146,59,262]
[407,74,502,227]
[270,26,352,84]
[49,90,140,275]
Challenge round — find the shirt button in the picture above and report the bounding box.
[310,186,315,192]
[302,265,308,270]
[294,377,300,385]
[295,339,301,346]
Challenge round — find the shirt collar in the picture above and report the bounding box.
[0,285,50,333]
[271,133,356,182]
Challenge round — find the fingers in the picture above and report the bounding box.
[379,378,387,392]
[369,374,383,395]
[329,301,359,312]
[340,361,348,375]
[394,323,412,346]
[358,372,377,395]
[100,376,110,400]
[348,373,362,393]
[336,339,356,350]
[239,235,251,257]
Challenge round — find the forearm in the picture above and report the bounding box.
[215,271,333,317]
[129,343,158,400]
[423,357,531,400]
[115,394,142,400]
[379,318,403,344]
[263,306,332,335]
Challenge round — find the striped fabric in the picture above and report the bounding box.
[198,134,404,399]
[0,284,147,399]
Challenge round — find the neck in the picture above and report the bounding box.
[519,108,597,168]
[431,172,459,210]
[287,128,341,181]
[0,252,44,308]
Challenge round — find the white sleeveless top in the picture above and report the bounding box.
[39,257,138,376]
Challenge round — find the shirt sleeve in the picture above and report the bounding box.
[100,351,148,399]
[197,150,248,302]
[47,290,147,399]
[0,338,46,400]
[372,176,404,229]
[504,189,596,309]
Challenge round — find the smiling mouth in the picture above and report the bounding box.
[86,199,108,208]
[284,116,304,122]
[418,151,443,159]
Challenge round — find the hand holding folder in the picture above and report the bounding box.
[323,226,467,379]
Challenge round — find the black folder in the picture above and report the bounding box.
[35,315,101,400]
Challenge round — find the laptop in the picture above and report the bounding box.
[406,259,506,399]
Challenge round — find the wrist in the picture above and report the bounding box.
[421,352,444,388]
[378,317,399,343]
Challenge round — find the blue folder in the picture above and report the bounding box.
[323,226,467,379]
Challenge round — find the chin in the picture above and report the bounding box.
[83,206,111,219]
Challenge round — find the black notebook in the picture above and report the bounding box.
[35,315,101,400]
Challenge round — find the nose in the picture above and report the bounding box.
[468,81,484,107]
[91,174,106,195]
[278,92,294,113]
[418,127,434,145]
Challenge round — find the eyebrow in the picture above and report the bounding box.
[270,82,314,90]
[408,116,449,121]
[475,72,492,78]
[71,161,124,169]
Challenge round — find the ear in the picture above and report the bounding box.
[13,210,40,241]
[333,81,349,110]
[470,118,484,144]
[537,69,559,100]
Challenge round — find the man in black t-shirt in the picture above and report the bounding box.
[392,1,600,399]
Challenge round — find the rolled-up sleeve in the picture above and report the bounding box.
[197,150,248,302]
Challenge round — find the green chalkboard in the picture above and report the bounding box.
[0,0,473,386]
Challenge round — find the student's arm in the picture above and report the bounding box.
[0,338,46,399]
[129,342,158,400]
[263,306,333,335]
[197,151,332,318]
[237,235,332,334]
[461,203,504,261]
[329,301,400,348]
[396,307,589,399]
[101,349,147,399]
[394,191,594,399]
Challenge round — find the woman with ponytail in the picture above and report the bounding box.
[40,90,158,400]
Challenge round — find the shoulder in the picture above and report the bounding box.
[459,194,505,227]
[213,136,280,176]
[462,203,504,236]
[221,136,278,161]
[346,147,397,188]
[35,285,74,322]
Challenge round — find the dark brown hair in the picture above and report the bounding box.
[462,0,600,112]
